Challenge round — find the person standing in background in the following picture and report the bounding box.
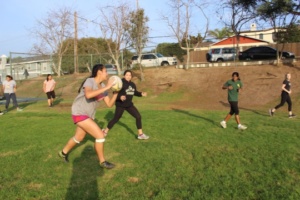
[2,75,22,112]
[43,74,56,107]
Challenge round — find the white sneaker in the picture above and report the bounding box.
[0,112,3,115]
[17,108,23,111]
[220,121,227,128]
[238,124,247,130]
[137,133,149,140]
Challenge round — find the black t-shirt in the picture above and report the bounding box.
[282,79,291,94]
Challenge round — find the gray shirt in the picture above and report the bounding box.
[72,78,108,119]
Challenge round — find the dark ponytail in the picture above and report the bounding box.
[77,64,105,93]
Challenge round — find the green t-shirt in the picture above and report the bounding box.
[224,79,243,102]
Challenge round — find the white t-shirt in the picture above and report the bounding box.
[3,80,16,94]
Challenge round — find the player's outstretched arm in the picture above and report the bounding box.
[103,92,118,107]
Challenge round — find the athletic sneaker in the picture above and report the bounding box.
[238,124,247,130]
[0,112,3,115]
[269,109,274,117]
[102,129,107,137]
[137,133,149,140]
[100,161,115,169]
[17,107,23,111]
[220,121,227,128]
[289,114,296,118]
[58,151,69,163]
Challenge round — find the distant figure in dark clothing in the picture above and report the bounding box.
[269,73,296,118]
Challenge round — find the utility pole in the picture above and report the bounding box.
[136,0,139,9]
[74,11,78,74]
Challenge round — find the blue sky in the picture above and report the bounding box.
[0,0,220,56]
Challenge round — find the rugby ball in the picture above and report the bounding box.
[109,76,123,92]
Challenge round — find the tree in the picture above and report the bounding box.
[156,43,186,62]
[208,27,233,40]
[256,0,299,63]
[163,0,209,69]
[30,7,73,76]
[217,0,256,61]
[61,37,111,73]
[128,8,149,81]
[98,2,132,75]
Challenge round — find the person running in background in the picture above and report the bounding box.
[58,64,119,169]
[43,74,56,107]
[269,73,296,118]
[102,70,149,140]
[220,72,247,130]
[2,75,22,112]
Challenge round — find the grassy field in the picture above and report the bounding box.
[1,90,300,200]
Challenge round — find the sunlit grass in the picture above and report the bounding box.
[1,98,300,199]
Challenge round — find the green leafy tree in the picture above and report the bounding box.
[128,8,149,81]
[156,43,186,62]
[61,37,111,73]
[256,0,298,63]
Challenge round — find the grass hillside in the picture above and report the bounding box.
[15,63,300,112]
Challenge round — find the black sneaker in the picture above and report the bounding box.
[58,151,69,162]
[269,109,274,117]
[100,161,115,169]
[289,114,296,118]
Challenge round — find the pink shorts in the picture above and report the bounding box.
[72,115,89,124]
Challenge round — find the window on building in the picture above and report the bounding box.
[259,33,264,40]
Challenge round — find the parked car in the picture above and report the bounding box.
[131,53,177,67]
[239,46,295,61]
[206,47,236,62]
[105,64,118,74]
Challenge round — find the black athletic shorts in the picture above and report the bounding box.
[229,101,239,115]
[46,91,56,99]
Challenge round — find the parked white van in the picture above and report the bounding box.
[131,53,177,67]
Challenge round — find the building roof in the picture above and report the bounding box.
[211,35,269,46]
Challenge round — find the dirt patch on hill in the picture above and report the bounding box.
[133,63,300,110]
[15,63,300,111]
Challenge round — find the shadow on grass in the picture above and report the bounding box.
[172,108,218,126]
[96,110,137,139]
[65,145,103,200]
[0,100,39,111]
[53,96,64,106]
[219,101,268,117]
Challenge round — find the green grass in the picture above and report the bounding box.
[1,99,300,199]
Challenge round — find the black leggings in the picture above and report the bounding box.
[275,92,292,111]
[107,105,142,130]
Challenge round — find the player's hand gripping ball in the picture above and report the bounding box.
[109,75,123,92]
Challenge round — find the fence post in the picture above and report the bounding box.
[9,52,12,75]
